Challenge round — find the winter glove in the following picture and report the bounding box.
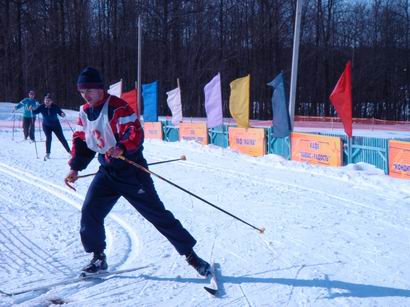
[64,170,79,191]
[65,170,78,184]
[106,146,124,159]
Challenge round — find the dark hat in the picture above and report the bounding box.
[77,67,104,90]
[44,92,53,99]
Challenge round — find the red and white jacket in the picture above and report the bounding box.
[69,93,144,171]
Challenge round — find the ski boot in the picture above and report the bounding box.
[81,252,108,276]
[186,251,211,277]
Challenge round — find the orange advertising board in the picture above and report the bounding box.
[389,140,410,179]
[179,122,208,145]
[228,127,266,157]
[291,132,343,166]
[143,122,163,140]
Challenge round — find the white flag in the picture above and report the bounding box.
[204,73,223,128]
[166,87,183,126]
[108,80,122,98]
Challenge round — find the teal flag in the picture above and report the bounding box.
[267,73,291,137]
[142,81,158,122]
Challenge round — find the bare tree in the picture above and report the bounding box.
[0,0,409,120]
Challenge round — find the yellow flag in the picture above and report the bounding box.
[229,75,250,128]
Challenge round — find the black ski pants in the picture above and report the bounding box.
[22,117,35,141]
[43,123,71,154]
[80,164,197,256]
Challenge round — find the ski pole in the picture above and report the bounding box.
[65,155,188,188]
[147,155,186,166]
[12,112,16,141]
[31,109,39,159]
[38,113,43,141]
[77,155,187,179]
[63,116,75,133]
[76,173,97,179]
[118,155,265,234]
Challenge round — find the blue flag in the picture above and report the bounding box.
[267,73,291,137]
[142,81,158,122]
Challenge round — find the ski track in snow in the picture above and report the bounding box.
[0,162,142,300]
[0,162,141,268]
[0,207,69,275]
[1,119,410,306]
[147,140,410,200]
[143,141,410,306]
[149,147,410,261]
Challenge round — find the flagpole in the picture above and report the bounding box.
[137,16,142,120]
[288,0,303,130]
[177,78,184,123]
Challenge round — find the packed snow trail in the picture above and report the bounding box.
[0,119,410,306]
[0,162,141,269]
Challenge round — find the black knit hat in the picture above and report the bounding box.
[44,92,53,100]
[77,67,104,90]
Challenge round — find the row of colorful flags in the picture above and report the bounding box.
[164,72,291,138]
[109,61,353,138]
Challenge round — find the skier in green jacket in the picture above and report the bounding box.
[15,90,39,141]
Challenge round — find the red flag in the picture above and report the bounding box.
[121,89,139,116]
[329,61,352,137]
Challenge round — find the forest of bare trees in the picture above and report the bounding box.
[0,0,409,121]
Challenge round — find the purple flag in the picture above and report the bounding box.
[204,73,223,128]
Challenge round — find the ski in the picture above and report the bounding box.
[78,265,150,278]
[203,263,218,296]
[0,265,150,297]
[0,276,85,297]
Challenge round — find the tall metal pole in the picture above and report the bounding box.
[289,0,303,130]
[137,16,142,119]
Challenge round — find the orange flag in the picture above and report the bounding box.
[121,89,139,116]
[329,61,352,137]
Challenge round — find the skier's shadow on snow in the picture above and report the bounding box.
[266,277,410,299]
[140,263,226,297]
[139,263,410,299]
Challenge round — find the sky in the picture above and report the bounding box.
[0,102,410,306]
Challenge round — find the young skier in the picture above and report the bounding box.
[32,93,71,160]
[64,67,211,277]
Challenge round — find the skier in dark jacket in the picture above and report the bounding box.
[33,93,71,160]
[64,67,210,277]
[14,90,39,141]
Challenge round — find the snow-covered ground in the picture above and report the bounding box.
[0,102,410,306]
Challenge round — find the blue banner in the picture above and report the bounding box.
[142,81,158,122]
[267,73,291,137]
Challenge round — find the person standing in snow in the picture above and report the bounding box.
[32,93,71,160]
[14,90,39,141]
[64,67,210,276]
